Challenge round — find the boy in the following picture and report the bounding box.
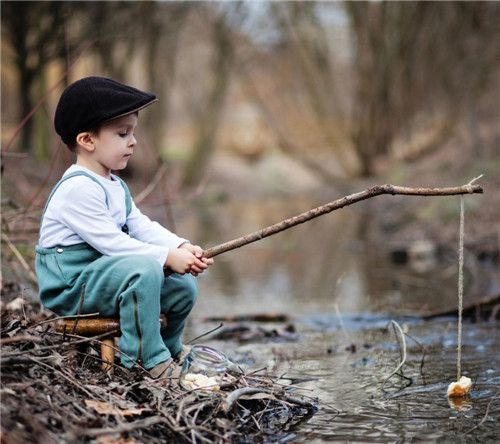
[36,76,213,381]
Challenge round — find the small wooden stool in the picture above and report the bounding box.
[56,314,167,374]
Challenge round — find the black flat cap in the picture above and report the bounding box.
[54,76,158,144]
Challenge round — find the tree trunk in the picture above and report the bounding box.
[182,9,237,188]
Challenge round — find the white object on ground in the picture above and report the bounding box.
[181,373,220,393]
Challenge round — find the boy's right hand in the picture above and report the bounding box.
[164,248,205,276]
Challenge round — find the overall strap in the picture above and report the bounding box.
[41,171,132,220]
[112,175,132,217]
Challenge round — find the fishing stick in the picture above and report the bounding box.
[201,183,483,259]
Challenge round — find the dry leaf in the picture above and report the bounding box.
[84,399,143,417]
[97,436,137,444]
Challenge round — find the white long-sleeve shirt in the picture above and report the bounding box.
[38,165,187,266]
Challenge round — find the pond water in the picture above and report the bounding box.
[174,193,499,442]
[198,315,500,443]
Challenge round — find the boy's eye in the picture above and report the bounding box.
[118,131,136,138]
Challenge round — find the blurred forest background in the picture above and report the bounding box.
[1,1,499,304]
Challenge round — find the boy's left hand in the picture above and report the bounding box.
[179,243,214,276]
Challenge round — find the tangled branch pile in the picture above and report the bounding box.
[0,285,317,444]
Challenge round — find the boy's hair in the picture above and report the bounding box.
[66,110,139,151]
[54,76,157,148]
[66,123,101,152]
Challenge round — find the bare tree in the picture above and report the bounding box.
[181,4,242,188]
[266,2,354,179]
[345,1,500,175]
[236,1,500,179]
[1,1,192,163]
[1,1,74,152]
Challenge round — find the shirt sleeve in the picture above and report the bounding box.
[51,180,173,266]
[126,201,188,249]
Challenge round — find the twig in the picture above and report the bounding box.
[134,162,168,204]
[21,141,63,217]
[463,387,500,434]
[74,415,171,438]
[50,330,145,374]
[70,284,87,335]
[187,322,224,344]
[27,356,97,399]
[1,231,38,282]
[1,330,114,358]
[381,320,407,390]
[401,331,427,376]
[202,183,483,259]
[1,328,143,376]
[0,335,42,346]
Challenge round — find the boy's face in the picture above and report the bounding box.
[90,113,138,177]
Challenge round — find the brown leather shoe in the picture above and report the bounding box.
[149,359,182,382]
[173,344,192,364]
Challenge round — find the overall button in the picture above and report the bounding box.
[57,248,63,254]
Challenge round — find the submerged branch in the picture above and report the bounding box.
[203,183,483,259]
[463,386,500,435]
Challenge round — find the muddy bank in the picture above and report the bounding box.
[0,285,318,444]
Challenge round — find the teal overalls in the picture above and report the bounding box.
[35,171,198,369]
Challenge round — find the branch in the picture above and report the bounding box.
[1,39,96,154]
[202,183,483,259]
[2,231,38,282]
[133,161,168,204]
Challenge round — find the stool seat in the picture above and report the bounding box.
[56,314,167,374]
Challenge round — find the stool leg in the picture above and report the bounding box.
[101,338,115,375]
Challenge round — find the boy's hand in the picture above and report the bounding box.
[180,243,214,276]
[165,243,214,276]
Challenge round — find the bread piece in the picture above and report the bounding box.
[447,376,472,397]
[181,372,220,392]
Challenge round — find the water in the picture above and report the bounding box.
[187,315,500,443]
[173,194,499,442]
[287,316,500,443]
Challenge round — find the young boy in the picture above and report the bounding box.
[36,76,213,381]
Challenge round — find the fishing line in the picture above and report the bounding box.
[456,174,483,382]
[456,194,465,381]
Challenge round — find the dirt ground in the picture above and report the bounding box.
[0,285,318,443]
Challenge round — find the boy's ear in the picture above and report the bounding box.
[76,132,95,152]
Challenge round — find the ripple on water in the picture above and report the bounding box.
[282,316,500,443]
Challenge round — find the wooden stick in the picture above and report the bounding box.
[202,183,483,259]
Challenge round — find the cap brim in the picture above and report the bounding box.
[102,98,159,123]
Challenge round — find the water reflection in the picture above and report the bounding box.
[169,194,497,317]
[448,395,473,411]
[187,313,500,443]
